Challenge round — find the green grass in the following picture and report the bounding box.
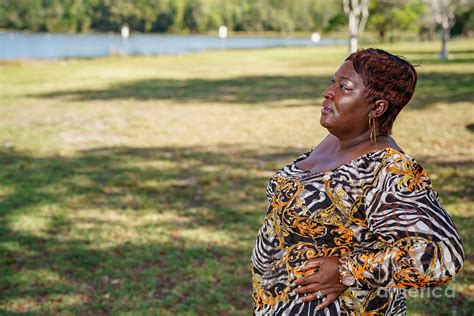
[0,38,473,315]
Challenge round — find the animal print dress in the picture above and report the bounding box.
[251,148,464,315]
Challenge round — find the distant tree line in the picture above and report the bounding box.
[0,0,342,33]
[0,0,472,38]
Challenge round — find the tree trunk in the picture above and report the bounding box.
[430,0,455,60]
[379,29,385,42]
[439,25,450,59]
[349,35,358,54]
[347,6,358,53]
[429,19,436,41]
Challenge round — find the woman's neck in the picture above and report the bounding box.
[336,130,385,150]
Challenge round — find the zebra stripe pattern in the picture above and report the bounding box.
[251,148,464,315]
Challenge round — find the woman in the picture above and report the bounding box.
[251,48,464,315]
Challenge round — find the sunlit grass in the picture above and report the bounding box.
[0,38,473,314]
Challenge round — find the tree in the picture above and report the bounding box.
[429,0,456,59]
[0,0,348,34]
[367,0,392,41]
[451,4,474,36]
[343,0,369,53]
[368,0,427,42]
[0,0,43,31]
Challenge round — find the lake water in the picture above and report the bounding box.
[0,32,345,60]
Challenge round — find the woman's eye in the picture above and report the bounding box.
[330,79,350,90]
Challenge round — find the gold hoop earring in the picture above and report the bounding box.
[369,117,377,143]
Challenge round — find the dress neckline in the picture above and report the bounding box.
[292,147,404,176]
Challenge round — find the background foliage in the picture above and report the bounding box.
[1,0,473,37]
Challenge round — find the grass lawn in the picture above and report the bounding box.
[0,38,473,315]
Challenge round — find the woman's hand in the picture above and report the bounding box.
[291,256,348,310]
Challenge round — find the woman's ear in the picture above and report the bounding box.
[371,100,389,118]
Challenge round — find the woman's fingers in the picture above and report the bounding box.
[290,256,347,307]
[292,282,319,295]
[316,292,339,310]
[293,283,346,296]
[293,285,347,303]
[300,259,322,272]
[296,291,340,309]
[293,272,319,287]
[297,289,324,303]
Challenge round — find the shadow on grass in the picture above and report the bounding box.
[0,146,472,314]
[1,238,252,315]
[403,49,474,55]
[419,57,474,64]
[406,285,474,315]
[30,71,474,109]
[412,72,474,107]
[419,159,474,205]
[395,49,474,64]
[0,145,306,314]
[31,75,324,106]
[0,145,307,227]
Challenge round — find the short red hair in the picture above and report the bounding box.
[345,48,417,134]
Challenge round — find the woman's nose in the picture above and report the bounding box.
[322,85,334,99]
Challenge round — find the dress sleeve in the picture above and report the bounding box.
[266,177,276,204]
[344,150,464,289]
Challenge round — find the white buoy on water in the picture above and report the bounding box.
[311,32,321,43]
[218,26,228,38]
[120,25,130,56]
[121,25,130,39]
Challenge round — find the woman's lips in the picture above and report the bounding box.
[321,104,333,114]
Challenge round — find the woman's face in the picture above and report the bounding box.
[320,61,372,138]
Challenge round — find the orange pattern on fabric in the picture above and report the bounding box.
[252,148,463,315]
[385,148,430,192]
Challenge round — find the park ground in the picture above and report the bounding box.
[0,39,473,315]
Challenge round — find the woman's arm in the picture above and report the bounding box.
[293,150,464,310]
[344,153,464,289]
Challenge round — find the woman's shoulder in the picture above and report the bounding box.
[374,148,432,193]
[366,146,425,175]
[380,147,420,167]
[361,136,414,167]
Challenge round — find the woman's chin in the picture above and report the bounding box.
[319,116,331,128]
